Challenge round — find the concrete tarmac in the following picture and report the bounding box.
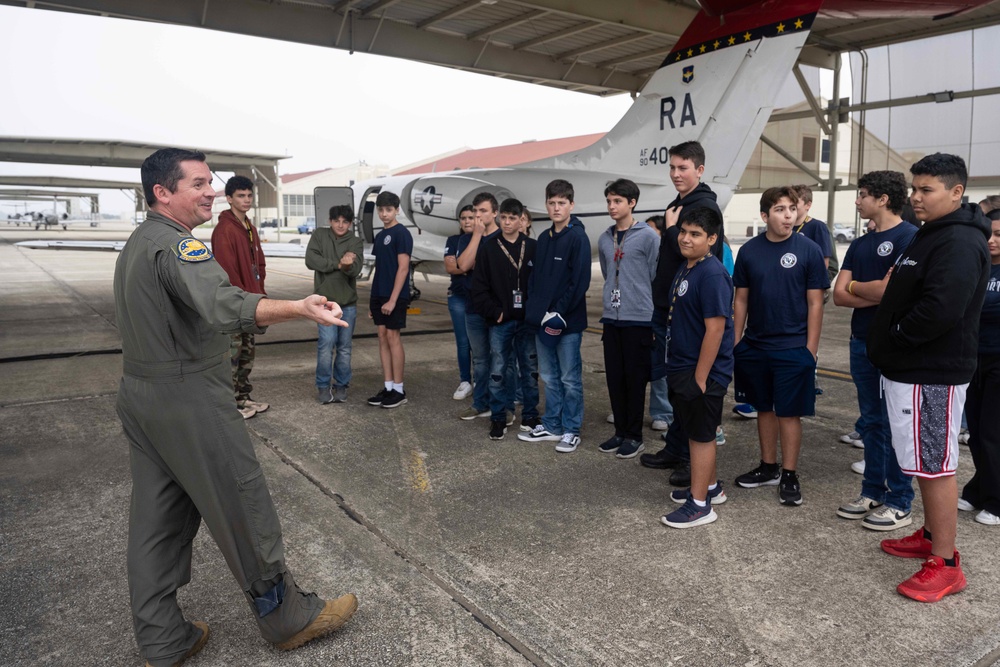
[2,224,999,667]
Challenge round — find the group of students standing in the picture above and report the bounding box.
[297,142,996,605]
[433,145,998,604]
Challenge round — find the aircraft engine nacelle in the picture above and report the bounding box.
[401,175,515,239]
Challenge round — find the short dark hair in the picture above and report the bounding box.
[760,186,798,214]
[545,179,574,203]
[459,204,475,216]
[499,197,525,217]
[645,214,666,233]
[604,178,640,205]
[910,153,968,190]
[375,191,400,208]
[329,204,354,221]
[141,147,206,207]
[668,141,706,168]
[858,171,908,214]
[472,192,498,212]
[225,175,254,197]
[681,206,722,238]
[790,184,814,204]
[979,195,1000,212]
[987,209,1000,221]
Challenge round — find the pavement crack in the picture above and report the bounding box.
[256,432,552,667]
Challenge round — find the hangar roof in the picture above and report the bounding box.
[2,0,998,95]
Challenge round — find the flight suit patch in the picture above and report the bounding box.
[177,237,213,263]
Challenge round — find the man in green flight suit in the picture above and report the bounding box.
[115,148,357,667]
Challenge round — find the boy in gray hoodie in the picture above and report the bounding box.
[306,204,364,404]
[597,179,660,459]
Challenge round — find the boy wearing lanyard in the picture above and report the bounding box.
[661,207,734,528]
[732,187,829,506]
[470,198,539,440]
[211,175,268,419]
[597,179,660,459]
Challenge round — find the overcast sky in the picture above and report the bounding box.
[0,4,639,214]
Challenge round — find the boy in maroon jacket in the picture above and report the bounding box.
[211,175,269,419]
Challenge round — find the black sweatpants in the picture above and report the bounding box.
[963,353,1000,516]
[603,324,653,442]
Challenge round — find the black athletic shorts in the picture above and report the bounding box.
[370,295,408,330]
[668,369,727,443]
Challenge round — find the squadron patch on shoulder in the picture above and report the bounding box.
[177,237,213,263]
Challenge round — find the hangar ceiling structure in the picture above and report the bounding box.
[2,0,999,96]
[0,137,287,216]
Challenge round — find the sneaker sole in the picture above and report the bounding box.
[381,399,408,409]
[555,444,578,453]
[780,496,803,506]
[671,492,727,506]
[661,510,718,529]
[880,544,932,559]
[616,445,645,459]
[837,508,874,520]
[367,399,384,406]
[275,594,358,651]
[897,577,967,603]
[735,478,780,489]
[517,434,562,442]
[862,515,913,531]
[489,432,507,440]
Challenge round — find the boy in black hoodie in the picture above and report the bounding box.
[642,141,723,484]
[869,153,991,603]
[471,198,539,441]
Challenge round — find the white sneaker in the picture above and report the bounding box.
[958,429,970,446]
[839,431,863,448]
[958,497,976,512]
[244,399,269,413]
[606,413,615,424]
[850,459,865,475]
[651,419,669,431]
[238,405,257,420]
[452,381,473,400]
[555,433,580,453]
[975,509,1000,525]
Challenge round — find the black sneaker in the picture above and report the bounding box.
[615,439,645,459]
[367,388,388,406]
[598,435,623,453]
[380,389,407,409]
[520,416,541,432]
[779,471,802,506]
[489,419,507,440]
[735,463,780,489]
[640,447,686,470]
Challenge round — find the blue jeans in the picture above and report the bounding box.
[489,321,539,421]
[316,305,357,389]
[448,294,472,383]
[466,312,491,411]
[536,331,584,435]
[649,310,673,424]
[851,338,913,511]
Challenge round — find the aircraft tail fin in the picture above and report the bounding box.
[523,0,823,200]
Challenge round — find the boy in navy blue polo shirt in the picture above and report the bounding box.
[660,207,734,529]
[367,191,413,409]
[733,186,829,506]
[833,171,917,531]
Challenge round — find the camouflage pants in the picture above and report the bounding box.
[230,333,255,405]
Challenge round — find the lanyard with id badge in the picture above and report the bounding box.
[498,237,525,310]
[665,253,711,364]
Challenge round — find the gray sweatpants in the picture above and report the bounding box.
[116,358,322,666]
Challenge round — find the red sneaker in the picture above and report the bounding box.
[897,553,967,603]
[881,526,932,558]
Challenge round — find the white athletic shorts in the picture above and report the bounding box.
[883,378,967,478]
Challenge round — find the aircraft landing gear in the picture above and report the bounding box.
[408,265,421,302]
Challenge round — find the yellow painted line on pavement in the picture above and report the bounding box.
[408,450,432,493]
